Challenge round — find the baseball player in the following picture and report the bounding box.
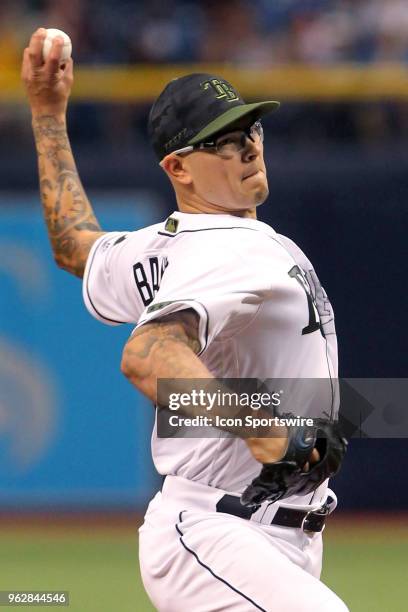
[23,30,348,612]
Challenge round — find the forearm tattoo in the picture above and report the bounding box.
[33,115,102,277]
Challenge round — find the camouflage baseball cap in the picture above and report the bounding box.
[148,73,280,160]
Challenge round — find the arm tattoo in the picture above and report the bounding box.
[122,309,205,398]
[124,309,202,382]
[33,115,104,277]
[122,309,271,438]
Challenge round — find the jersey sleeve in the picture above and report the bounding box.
[83,229,168,326]
[83,232,132,325]
[134,236,262,355]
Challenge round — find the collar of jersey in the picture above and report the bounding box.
[167,210,277,237]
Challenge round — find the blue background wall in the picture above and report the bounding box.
[0,193,162,508]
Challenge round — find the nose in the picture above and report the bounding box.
[242,137,262,162]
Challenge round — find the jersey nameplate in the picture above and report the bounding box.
[133,255,169,307]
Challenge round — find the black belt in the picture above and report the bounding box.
[216,494,330,533]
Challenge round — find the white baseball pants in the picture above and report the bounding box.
[139,476,349,612]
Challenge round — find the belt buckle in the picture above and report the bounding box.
[301,503,329,533]
[301,509,314,532]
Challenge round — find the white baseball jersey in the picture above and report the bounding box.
[83,211,338,501]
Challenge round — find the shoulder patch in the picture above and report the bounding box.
[164,217,179,233]
[147,300,174,314]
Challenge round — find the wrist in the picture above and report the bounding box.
[246,436,288,464]
[31,108,67,123]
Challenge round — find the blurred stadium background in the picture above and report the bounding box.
[0,0,407,610]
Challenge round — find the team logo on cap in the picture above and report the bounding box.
[201,79,239,102]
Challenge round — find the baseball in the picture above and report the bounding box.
[42,28,72,63]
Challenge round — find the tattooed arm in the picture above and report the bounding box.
[22,29,104,278]
[121,309,208,401]
[31,115,104,277]
[121,309,288,463]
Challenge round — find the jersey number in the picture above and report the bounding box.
[133,256,168,307]
[288,265,323,336]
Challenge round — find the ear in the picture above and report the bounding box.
[160,155,192,185]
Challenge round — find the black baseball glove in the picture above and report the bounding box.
[241,418,347,509]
